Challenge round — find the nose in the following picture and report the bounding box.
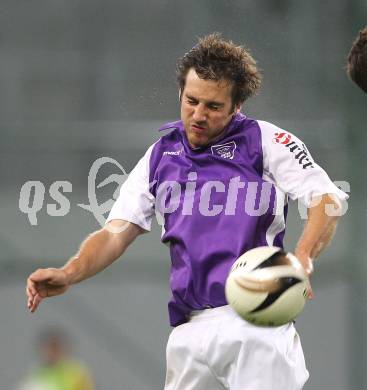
[192,103,207,122]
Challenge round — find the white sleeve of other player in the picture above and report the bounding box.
[106,144,156,231]
[258,120,348,207]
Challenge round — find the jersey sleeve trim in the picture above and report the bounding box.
[106,143,157,231]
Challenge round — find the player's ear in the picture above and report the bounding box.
[230,102,241,115]
[178,89,182,101]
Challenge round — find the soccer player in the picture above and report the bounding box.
[347,26,367,93]
[19,328,94,390]
[27,34,347,389]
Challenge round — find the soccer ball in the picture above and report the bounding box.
[225,246,308,327]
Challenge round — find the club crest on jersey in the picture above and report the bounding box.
[211,141,236,159]
[273,132,314,169]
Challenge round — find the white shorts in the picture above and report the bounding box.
[164,305,309,390]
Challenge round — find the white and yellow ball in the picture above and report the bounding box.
[225,246,308,327]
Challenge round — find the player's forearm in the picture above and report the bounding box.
[62,221,143,285]
[62,229,117,285]
[295,194,341,262]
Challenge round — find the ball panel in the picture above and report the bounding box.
[225,272,268,313]
[231,246,281,272]
[232,265,306,293]
[243,282,308,326]
[254,250,303,271]
[249,277,305,313]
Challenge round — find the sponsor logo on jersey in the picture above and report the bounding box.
[273,132,292,145]
[211,141,236,159]
[163,148,183,156]
[273,132,314,169]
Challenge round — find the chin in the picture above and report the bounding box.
[188,135,208,148]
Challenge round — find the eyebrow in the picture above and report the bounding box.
[185,94,225,107]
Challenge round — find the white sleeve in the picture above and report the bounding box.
[258,120,348,207]
[106,144,156,231]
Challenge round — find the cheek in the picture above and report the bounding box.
[181,104,191,118]
[211,113,230,126]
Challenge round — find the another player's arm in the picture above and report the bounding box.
[27,220,144,312]
[294,194,342,275]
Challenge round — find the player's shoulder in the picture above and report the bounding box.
[140,120,184,172]
[257,120,292,138]
[139,121,181,156]
[150,119,184,152]
[157,120,183,143]
[256,119,303,146]
[257,119,282,132]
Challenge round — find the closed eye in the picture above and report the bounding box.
[208,104,220,111]
[187,98,198,105]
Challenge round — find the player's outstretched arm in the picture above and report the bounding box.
[26,220,144,313]
[294,193,343,276]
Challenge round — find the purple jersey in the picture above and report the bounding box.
[107,113,346,326]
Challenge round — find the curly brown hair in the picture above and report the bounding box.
[347,26,367,93]
[176,33,262,107]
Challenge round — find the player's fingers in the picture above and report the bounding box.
[27,284,41,308]
[28,293,35,311]
[295,253,314,277]
[26,278,38,297]
[306,280,314,300]
[304,260,314,276]
[30,294,43,313]
[28,295,35,311]
[26,286,34,301]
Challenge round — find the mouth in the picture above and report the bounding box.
[190,124,206,134]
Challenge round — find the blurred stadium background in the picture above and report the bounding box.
[1,1,366,389]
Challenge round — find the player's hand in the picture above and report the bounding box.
[294,252,314,299]
[26,268,70,313]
